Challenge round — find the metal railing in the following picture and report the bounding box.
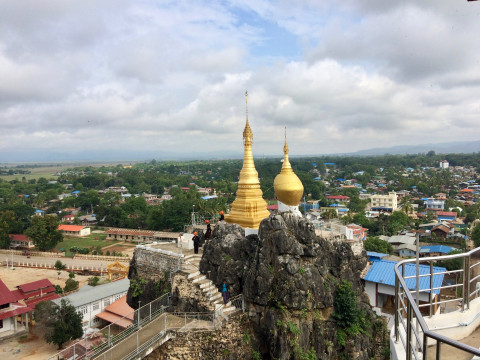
[47,293,170,360]
[46,292,245,360]
[394,246,480,359]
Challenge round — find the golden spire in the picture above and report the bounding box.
[274,128,304,206]
[225,91,270,229]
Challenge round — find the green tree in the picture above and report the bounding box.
[333,281,359,328]
[472,224,480,248]
[87,276,100,286]
[435,249,463,271]
[64,278,79,293]
[54,260,66,279]
[0,210,17,249]
[34,299,83,349]
[25,216,63,251]
[364,237,393,254]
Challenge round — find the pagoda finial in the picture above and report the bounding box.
[245,90,248,121]
[284,126,289,155]
[243,90,253,144]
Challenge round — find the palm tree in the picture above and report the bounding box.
[400,196,413,215]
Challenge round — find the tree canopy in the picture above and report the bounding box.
[25,215,63,251]
[34,299,83,349]
[363,237,393,255]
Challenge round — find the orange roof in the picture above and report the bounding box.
[461,189,474,192]
[58,225,86,231]
[95,295,134,328]
[104,295,134,320]
[95,311,132,329]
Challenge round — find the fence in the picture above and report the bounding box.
[0,249,63,257]
[1,260,108,273]
[73,254,130,262]
[46,292,245,360]
[394,246,480,359]
[47,293,170,360]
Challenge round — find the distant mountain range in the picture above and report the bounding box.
[347,140,480,156]
[1,140,478,164]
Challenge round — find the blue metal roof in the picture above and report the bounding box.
[364,259,445,294]
[201,195,218,200]
[366,251,389,259]
[420,245,453,255]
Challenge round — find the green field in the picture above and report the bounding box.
[55,233,118,256]
[0,165,68,181]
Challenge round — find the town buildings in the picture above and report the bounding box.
[52,278,129,330]
[370,192,398,211]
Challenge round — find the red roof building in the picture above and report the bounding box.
[11,279,60,309]
[8,234,34,249]
[0,279,31,337]
[58,224,91,237]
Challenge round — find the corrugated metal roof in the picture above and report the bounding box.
[388,235,416,245]
[363,259,445,294]
[104,295,134,319]
[0,279,16,306]
[18,279,54,293]
[0,303,32,320]
[53,278,129,308]
[58,225,87,231]
[366,251,389,258]
[420,245,453,254]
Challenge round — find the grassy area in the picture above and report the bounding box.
[55,233,118,257]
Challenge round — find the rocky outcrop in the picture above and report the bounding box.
[126,249,173,309]
[149,315,251,360]
[169,272,213,313]
[200,213,388,359]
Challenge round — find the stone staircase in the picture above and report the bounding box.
[182,254,237,318]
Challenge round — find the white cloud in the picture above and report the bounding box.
[0,0,479,161]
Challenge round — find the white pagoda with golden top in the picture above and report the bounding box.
[225,91,270,231]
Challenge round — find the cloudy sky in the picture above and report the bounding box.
[1,0,480,162]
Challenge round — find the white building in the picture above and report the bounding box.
[53,278,129,330]
[370,192,398,211]
[439,160,449,169]
[425,198,445,210]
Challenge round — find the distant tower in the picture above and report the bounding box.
[225,91,270,233]
[274,128,304,216]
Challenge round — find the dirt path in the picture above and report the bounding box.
[1,266,92,290]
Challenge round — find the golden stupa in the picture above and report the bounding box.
[225,91,270,229]
[274,129,304,207]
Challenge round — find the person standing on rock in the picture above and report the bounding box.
[222,280,229,304]
[219,211,224,221]
[192,232,200,254]
[205,220,211,240]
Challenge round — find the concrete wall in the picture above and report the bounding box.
[0,317,13,334]
[365,281,430,307]
[134,246,184,280]
[425,296,480,341]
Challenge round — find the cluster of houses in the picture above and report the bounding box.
[0,275,131,343]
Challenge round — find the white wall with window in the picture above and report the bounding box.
[53,278,129,330]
